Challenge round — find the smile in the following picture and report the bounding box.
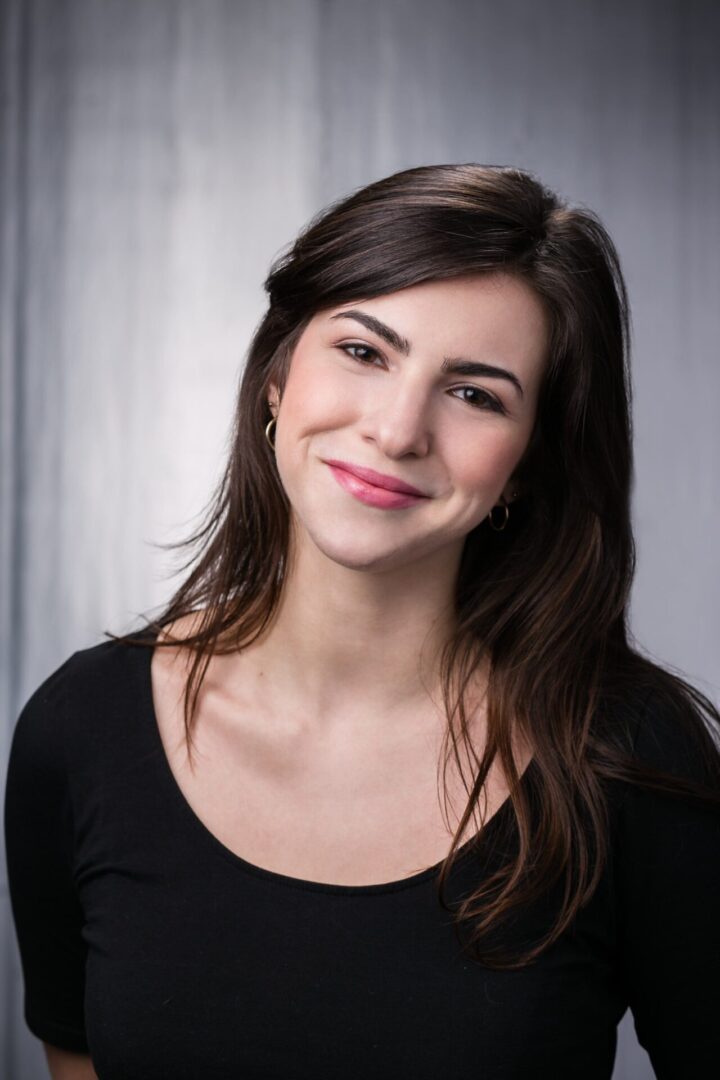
[325,463,428,509]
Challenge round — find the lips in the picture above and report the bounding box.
[323,459,428,497]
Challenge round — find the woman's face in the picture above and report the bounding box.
[268,271,548,573]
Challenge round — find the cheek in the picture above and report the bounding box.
[274,364,351,496]
[280,362,350,439]
[448,430,524,495]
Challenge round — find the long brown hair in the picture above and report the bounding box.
[107,163,720,968]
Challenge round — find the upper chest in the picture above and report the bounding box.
[148,642,518,887]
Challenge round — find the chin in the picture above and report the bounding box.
[297,522,411,573]
[315,536,403,571]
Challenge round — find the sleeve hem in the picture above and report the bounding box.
[26,1005,89,1054]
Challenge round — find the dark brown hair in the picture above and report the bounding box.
[107,163,720,968]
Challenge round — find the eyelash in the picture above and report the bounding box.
[338,343,508,415]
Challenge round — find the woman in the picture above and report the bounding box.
[5,163,720,1080]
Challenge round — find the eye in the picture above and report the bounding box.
[338,343,383,365]
[450,386,507,415]
[338,343,506,415]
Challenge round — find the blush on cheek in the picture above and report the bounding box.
[456,439,521,496]
[283,353,352,422]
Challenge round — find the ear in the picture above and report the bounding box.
[502,480,521,504]
[267,382,280,417]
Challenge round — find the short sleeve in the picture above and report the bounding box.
[615,690,720,1078]
[3,655,89,1052]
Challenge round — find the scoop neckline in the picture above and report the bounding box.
[132,626,529,896]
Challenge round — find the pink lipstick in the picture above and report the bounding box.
[324,459,427,495]
[325,462,428,509]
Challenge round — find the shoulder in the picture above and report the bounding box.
[627,683,720,787]
[612,685,720,1073]
[612,682,720,867]
[8,633,154,782]
[596,678,719,780]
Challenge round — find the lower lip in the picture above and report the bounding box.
[326,464,427,509]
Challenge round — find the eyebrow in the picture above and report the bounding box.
[329,308,525,399]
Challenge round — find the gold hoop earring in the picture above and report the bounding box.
[264,417,277,451]
[487,500,510,531]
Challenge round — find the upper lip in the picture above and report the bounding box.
[324,459,428,497]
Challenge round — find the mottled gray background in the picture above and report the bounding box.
[1,1,718,1077]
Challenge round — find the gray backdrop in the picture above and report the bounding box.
[2,1,718,1077]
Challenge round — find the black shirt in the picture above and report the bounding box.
[4,631,720,1079]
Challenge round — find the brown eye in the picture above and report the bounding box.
[451,386,506,414]
[339,344,382,365]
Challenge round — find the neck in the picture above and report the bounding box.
[226,523,476,734]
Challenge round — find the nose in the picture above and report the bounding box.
[357,376,433,458]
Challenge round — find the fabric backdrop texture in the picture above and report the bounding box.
[1,1,718,1077]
